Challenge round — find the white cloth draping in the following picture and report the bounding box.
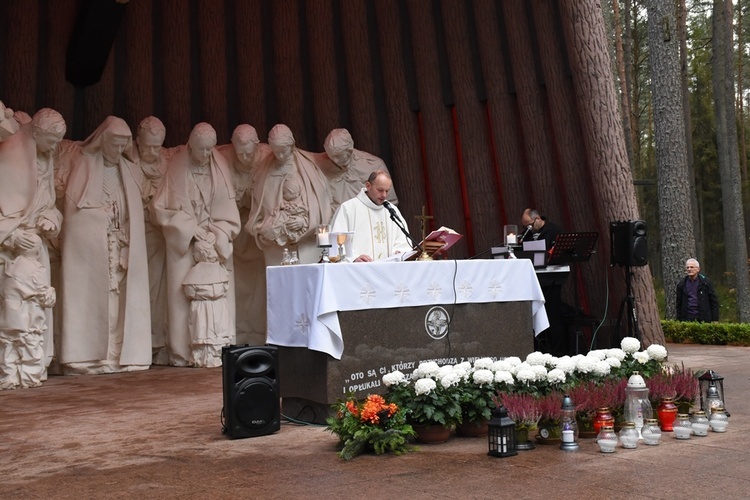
[266,259,548,359]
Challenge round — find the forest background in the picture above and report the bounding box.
[611,0,750,323]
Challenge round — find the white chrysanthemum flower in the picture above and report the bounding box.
[440,371,462,388]
[491,360,513,372]
[555,358,577,375]
[531,365,548,381]
[453,365,471,381]
[414,377,437,395]
[587,349,607,361]
[472,369,494,386]
[516,368,536,384]
[606,357,621,369]
[606,348,627,361]
[633,351,650,364]
[621,337,641,354]
[473,357,494,369]
[438,364,455,377]
[512,362,534,376]
[455,361,472,372]
[646,344,668,361]
[525,351,547,366]
[382,370,406,386]
[593,360,611,377]
[495,370,514,385]
[576,356,594,374]
[547,368,566,385]
[417,361,441,378]
[504,356,522,367]
[542,353,555,365]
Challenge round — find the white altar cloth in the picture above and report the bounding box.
[266,259,548,359]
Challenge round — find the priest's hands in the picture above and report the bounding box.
[354,254,372,262]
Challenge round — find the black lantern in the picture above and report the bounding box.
[487,405,517,458]
[698,370,729,416]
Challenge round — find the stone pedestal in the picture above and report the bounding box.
[277,301,533,423]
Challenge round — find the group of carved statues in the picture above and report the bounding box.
[0,99,397,389]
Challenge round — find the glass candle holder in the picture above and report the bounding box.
[619,422,639,449]
[709,408,729,432]
[593,407,615,435]
[657,397,678,432]
[596,425,618,453]
[641,418,662,445]
[690,410,710,437]
[673,413,692,440]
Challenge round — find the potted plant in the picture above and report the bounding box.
[326,393,416,460]
[535,391,564,443]
[455,361,497,436]
[497,392,541,446]
[383,363,463,443]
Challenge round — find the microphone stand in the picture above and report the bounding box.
[383,203,427,259]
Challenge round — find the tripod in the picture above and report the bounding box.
[614,265,640,342]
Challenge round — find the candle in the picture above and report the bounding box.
[561,429,574,443]
[506,234,517,245]
[498,435,507,453]
[317,226,330,247]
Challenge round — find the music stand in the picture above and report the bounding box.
[546,232,599,353]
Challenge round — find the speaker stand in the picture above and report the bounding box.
[614,265,640,343]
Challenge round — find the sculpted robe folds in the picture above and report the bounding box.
[59,120,151,368]
[330,189,411,260]
[151,149,240,366]
[0,124,62,365]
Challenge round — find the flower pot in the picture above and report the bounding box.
[412,424,451,444]
[515,427,535,451]
[456,419,489,437]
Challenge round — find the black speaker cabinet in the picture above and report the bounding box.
[610,220,648,267]
[222,345,280,439]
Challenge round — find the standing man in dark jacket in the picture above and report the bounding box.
[676,258,719,322]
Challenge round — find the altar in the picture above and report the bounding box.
[266,259,548,422]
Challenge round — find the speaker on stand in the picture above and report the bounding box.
[222,345,280,439]
[609,220,648,344]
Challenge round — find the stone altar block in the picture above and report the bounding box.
[265,259,547,423]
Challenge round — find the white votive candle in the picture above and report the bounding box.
[317,232,329,246]
[506,234,517,245]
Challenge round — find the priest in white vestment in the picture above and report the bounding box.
[329,170,412,262]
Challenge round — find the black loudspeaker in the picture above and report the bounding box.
[222,345,280,439]
[610,220,648,267]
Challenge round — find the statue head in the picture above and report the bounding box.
[231,124,259,169]
[268,124,295,163]
[136,116,166,164]
[188,122,217,168]
[100,118,132,165]
[324,128,354,168]
[31,108,66,154]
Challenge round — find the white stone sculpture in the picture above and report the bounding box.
[182,240,230,367]
[134,116,170,364]
[317,128,398,211]
[247,124,332,265]
[0,109,66,382]
[0,234,55,389]
[217,125,269,346]
[57,116,151,374]
[0,100,20,141]
[151,122,240,366]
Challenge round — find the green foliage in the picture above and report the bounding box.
[456,377,495,424]
[326,394,416,460]
[662,319,750,345]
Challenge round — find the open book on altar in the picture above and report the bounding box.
[381,226,462,261]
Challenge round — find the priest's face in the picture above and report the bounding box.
[365,174,392,206]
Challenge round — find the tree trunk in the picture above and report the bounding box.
[559,0,663,347]
[713,0,750,322]
[646,0,696,320]
[613,0,634,171]
[678,0,703,263]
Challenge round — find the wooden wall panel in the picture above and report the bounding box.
[408,0,467,252]
[473,0,531,227]
[197,0,229,141]
[306,0,343,149]
[43,1,77,131]
[374,0,425,216]
[119,0,155,133]
[339,1,379,156]
[4,1,39,114]
[159,0,193,146]
[271,0,307,147]
[233,1,267,140]
[502,2,562,218]
[442,0,498,253]
[82,47,116,137]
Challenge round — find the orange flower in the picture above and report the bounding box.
[346,400,358,416]
[368,394,386,406]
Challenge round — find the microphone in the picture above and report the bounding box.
[520,224,533,242]
[382,200,398,217]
